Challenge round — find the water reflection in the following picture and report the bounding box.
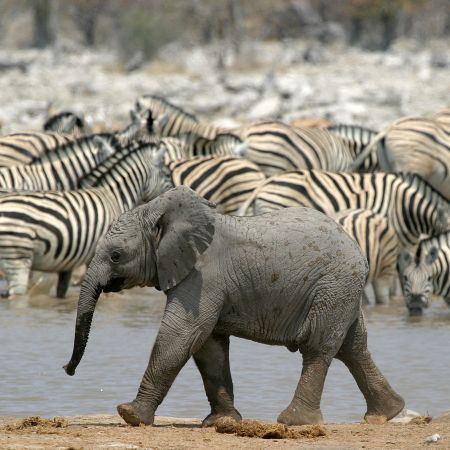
[0,287,449,422]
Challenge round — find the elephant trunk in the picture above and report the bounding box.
[63,267,104,376]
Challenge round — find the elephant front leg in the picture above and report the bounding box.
[277,353,330,425]
[193,333,241,427]
[117,294,220,426]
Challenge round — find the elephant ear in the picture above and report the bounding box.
[154,186,216,291]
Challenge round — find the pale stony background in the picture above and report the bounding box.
[0,37,449,135]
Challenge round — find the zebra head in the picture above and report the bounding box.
[398,247,439,316]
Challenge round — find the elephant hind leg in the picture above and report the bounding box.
[336,312,404,420]
[193,333,241,427]
[277,352,329,425]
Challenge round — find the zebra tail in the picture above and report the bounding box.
[235,178,267,216]
[350,128,388,170]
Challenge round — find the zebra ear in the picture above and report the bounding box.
[152,186,216,291]
[397,251,413,274]
[426,247,439,265]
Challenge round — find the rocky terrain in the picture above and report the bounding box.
[0,38,449,135]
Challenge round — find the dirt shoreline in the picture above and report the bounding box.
[1,414,448,449]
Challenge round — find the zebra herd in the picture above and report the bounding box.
[0,99,449,317]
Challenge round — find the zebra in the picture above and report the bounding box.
[0,132,75,167]
[43,111,86,136]
[238,170,449,249]
[0,134,114,191]
[0,109,145,168]
[398,231,450,315]
[135,94,219,139]
[327,123,380,171]
[0,139,171,298]
[96,138,264,215]
[351,114,450,200]
[158,133,246,162]
[135,96,362,176]
[162,154,265,214]
[331,208,399,304]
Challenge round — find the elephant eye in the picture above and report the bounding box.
[111,250,121,263]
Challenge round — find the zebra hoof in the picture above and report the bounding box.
[0,289,10,298]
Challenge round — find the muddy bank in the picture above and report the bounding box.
[1,414,449,449]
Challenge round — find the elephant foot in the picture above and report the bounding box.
[365,392,405,421]
[117,401,154,426]
[202,408,242,427]
[277,403,323,425]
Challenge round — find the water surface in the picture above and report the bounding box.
[1,287,449,422]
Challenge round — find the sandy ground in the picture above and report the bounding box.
[1,414,449,450]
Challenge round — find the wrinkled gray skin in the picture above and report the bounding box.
[65,186,404,427]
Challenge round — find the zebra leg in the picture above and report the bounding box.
[0,258,32,297]
[56,271,72,298]
[372,278,392,305]
[336,312,405,420]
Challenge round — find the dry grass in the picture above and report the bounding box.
[215,417,326,439]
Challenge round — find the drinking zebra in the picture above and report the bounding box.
[238,170,449,249]
[398,231,450,315]
[352,112,450,200]
[332,209,399,304]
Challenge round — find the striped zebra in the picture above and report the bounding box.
[158,134,246,162]
[0,134,114,191]
[135,94,219,139]
[43,111,86,136]
[0,109,145,168]
[135,96,362,175]
[238,170,449,249]
[398,231,450,315]
[0,132,75,167]
[0,139,171,298]
[332,209,399,304]
[163,154,265,214]
[327,124,380,171]
[352,114,450,200]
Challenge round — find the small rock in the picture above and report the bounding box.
[247,96,281,120]
[424,433,441,443]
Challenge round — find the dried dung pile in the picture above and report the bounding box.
[215,417,326,439]
[4,416,68,433]
[409,416,432,425]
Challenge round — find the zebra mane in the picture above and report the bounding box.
[81,138,161,187]
[137,94,199,122]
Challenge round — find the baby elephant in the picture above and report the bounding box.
[64,186,404,426]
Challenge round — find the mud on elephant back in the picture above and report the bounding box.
[64,186,405,427]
